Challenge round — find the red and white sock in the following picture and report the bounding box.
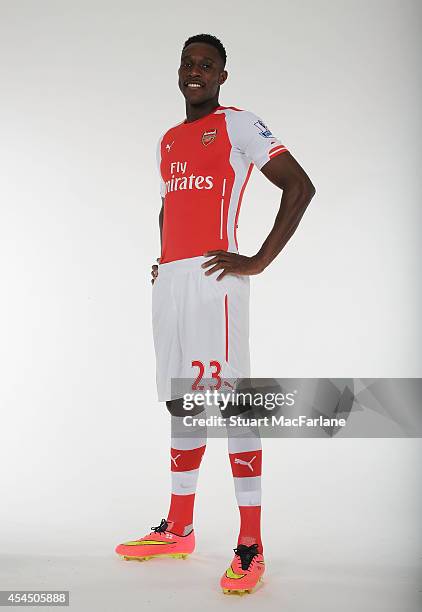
[228,433,263,554]
[167,415,206,536]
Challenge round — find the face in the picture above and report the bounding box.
[178,42,227,104]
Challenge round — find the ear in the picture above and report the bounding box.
[219,70,228,85]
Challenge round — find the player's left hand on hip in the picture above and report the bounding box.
[202,251,263,281]
[151,257,160,284]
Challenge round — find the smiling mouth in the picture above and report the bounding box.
[184,81,204,89]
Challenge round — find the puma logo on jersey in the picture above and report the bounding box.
[234,456,256,472]
[165,141,174,152]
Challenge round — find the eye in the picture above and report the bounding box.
[202,64,210,69]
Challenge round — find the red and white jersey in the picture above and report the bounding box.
[156,105,288,264]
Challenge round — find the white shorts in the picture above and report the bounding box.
[152,255,250,402]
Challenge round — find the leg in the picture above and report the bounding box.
[225,403,263,554]
[220,402,265,594]
[165,399,207,536]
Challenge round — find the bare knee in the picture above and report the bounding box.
[166,398,204,417]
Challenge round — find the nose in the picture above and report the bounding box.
[187,61,202,78]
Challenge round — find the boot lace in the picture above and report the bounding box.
[233,543,259,570]
[151,519,168,534]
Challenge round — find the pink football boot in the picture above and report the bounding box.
[220,543,265,595]
[116,519,195,561]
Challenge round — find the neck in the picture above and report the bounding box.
[185,98,220,123]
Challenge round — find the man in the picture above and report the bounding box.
[116,33,315,594]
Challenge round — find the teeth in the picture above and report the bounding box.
[187,83,201,88]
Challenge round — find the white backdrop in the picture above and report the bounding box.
[0,1,421,610]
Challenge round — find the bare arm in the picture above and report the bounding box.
[202,152,316,280]
[158,197,164,249]
[254,152,315,268]
[151,197,164,284]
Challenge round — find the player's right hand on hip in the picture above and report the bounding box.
[151,258,160,284]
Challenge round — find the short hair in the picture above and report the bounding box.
[182,34,227,68]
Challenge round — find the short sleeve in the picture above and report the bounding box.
[234,111,289,170]
[156,134,166,197]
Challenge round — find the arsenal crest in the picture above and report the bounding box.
[201,129,217,146]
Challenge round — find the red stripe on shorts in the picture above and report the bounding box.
[225,294,229,362]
